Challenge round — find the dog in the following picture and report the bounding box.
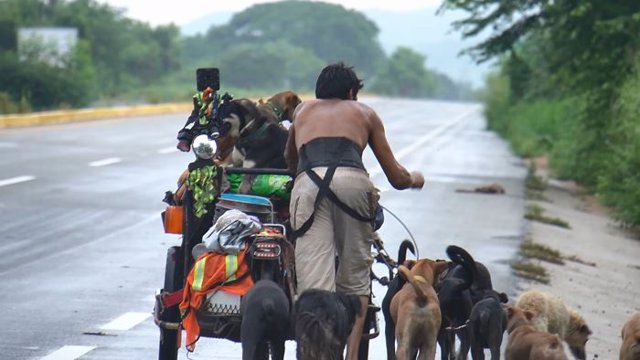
[257,90,302,124]
[467,289,509,360]
[436,245,501,360]
[515,290,591,360]
[504,305,569,360]
[293,288,361,360]
[382,239,417,360]
[241,279,291,360]
[391,257,450,360]
[620,312,640,360]
[216,91,301,169]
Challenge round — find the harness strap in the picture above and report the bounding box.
[291,140,375,238]
[290,164,338,239]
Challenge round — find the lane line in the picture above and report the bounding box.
[0,175,35,187]
[369,109,477,180]
[89,157,121,167]
[158,146,178,154]
[40,345,96,360]
[99,312,151,331]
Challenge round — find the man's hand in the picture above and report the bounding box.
[410,171,425,189]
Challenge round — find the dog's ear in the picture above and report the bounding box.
[498,292,509,303]
[524,309,536,321]
[504,304,515,318]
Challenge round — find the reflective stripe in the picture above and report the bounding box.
[225,254,238,281]
[193,257,207,291]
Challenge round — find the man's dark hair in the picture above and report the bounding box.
[315,62,364,100]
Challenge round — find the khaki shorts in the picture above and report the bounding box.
[291,167,377,296]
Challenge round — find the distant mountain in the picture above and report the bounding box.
[362,6,494,88]
[180,5,494,88]
[181,11,233,36]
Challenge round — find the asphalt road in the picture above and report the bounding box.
[0,97,526,360]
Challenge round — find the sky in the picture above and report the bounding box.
[96,0,443,27]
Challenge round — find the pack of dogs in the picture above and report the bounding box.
[238,239,640,360]
[179,89,638,360]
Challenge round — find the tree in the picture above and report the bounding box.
[189,1,385,77]
[371,47,436,97]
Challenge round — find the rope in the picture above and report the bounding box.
[380,205,420,259]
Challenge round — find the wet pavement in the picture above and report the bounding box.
[0,97,526,359]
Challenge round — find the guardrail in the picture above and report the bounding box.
[0,102,191,129]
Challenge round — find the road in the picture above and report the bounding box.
[0,98,526,360]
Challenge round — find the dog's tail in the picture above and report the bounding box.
[398,265,430,304]
[446,245,477,284]
[398,239,416,264]
[295,311,340,360]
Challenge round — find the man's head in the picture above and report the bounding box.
[315,62,363,100]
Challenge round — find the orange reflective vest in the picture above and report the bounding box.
[179,249,254,351]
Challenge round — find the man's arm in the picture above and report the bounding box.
[284,123,298,175]
[367,108,424,190]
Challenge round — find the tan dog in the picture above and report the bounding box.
[620,312,640,360]
[390,258,449,360]
[257,90,302,124]
[516,290,591,360]
[505,305,568,360]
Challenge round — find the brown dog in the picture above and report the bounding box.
[390,258,450,360]
[505,305,568,360]
[516,290,591,360]
[620,312,640,360]
[257,90,302,124]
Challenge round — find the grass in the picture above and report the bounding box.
[525,204,571,229]
[519,240,565,265]
[511,261,550,284]
[525,165,548,192]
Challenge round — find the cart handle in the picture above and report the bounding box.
[223,167,292,176]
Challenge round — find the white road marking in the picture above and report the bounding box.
[99,312,151,331]
[88,157,121,167]
[0,175,35,187]
[158,146,178,154]
[369,109,477,180]
[40,345,96,360]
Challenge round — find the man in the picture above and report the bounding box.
[285,62,424,360]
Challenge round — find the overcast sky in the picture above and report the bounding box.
[95,0,443,26]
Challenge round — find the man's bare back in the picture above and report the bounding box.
[286,98,424,190]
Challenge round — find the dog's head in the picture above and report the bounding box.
[565,309,591,360]
[214,99,260,160]
[505,304,536,333]
[260,90,302,123]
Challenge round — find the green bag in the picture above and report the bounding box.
[225,173,291,200]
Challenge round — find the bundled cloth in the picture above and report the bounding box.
[202,209,262,254]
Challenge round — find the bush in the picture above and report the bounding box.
[596,59,640,225]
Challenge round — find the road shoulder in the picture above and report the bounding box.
[514,160,640,360]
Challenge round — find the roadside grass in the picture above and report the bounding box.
[519,240,565,265]
[511,261,550,284]
[525,164,548,201]
[525,204,571,229]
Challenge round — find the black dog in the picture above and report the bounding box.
[293,289,361,360]
[381,239,416,360]
[241,279,291,360]
[437,245,478,360]
[467,289,508,360]
[217,98,288,169]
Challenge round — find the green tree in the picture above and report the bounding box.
[187,1,385,77]
[371,47,436,97]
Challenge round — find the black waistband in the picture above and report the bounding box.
[297,137,365,175]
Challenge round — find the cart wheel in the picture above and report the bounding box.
[158,246,183,360]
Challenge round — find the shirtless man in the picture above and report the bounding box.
[285,62,424,360]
